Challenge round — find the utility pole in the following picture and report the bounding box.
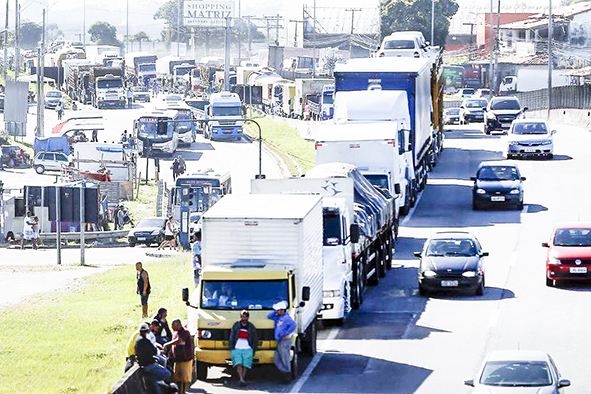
[177,0,181,56]
[548,0,552,116]
[275,13,280,46]
[224,16,230,91]
[247,16,251,53]
[36,8,45,138]
[14,0,19,78]
[126,0,129,53]
[238,0,241,62]
[3,0,8,83]
[290,19,304,47]
[83,0,85,45]
[463,22,476,59]
[489,0,493,90]
[346,8,361,55]
[313,0,316,77]
[494,0,500,93]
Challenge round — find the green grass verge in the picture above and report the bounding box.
[126,181,160,224]
[244,116,315,176]
[0,256,193,394]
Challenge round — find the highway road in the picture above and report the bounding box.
[187,121,591,393]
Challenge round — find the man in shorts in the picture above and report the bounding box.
[164,319,194,394]
[229,310,258,386]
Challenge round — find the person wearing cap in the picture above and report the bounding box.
[163,319,194,394]
[229,310,258,386]
[135,322,172,394]
[268,301,297,381]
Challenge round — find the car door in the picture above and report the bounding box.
[44,153,56,170]
[54,153,69,170]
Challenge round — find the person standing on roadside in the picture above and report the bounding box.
[164,319,194,394]
[127,87,133,108]
[136,262,151,318]
[229,310,258,387]
[268,301,296,382]
[192,232,202,287]
[158,216,177,250]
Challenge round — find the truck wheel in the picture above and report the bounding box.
[379,242,387,278]
[196,361,208,381]
[351,261,364,309]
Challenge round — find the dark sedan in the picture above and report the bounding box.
[128,217,167,247]
[415,232,488,296]
[484,96,527,134]
[472,161,525,210]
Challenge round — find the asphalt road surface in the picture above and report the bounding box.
[187,121,591,393]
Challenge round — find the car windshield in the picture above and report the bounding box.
[426,239,477,256]
[480,361,552,387]
[137,218,164,228]
[491,99,520,110]
[553,228,591,246]
[465,100,486,109]
[200,280,289,310]
[478,166,520,181]
[46,91,62,98]
[384,39,415,50]
[512,122,548,135]
[446,108,460,115]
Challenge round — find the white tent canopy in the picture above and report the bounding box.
[17,75,56,84]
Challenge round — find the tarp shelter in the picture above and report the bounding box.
[33,135,71,155]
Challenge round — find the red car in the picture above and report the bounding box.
[543,222,591,287]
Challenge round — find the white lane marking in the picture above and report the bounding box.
[290,326,340,393]
[509,251,518,267]
[488,309,500,328]
[401,190,424,227]
[521,204,529,215]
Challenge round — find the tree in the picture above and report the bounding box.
[88,21,121,46]
[134,31,150,42]
[381,0,459,47]
[46,23,63,43]
[20,20,43,49]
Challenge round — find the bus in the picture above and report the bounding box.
[133,110,178,156]
[157,103,196,146]
[170,170,232,232]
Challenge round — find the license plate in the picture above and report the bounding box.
[570,267,587,274]
[137,237,146,241]
[501,123,511,128]
[491,196,505,202]
[524,148,538,152]
[441,280,459,287]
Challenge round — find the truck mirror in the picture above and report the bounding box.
[350,223,360,243]
[394,183,401,195]
[302,286,310,301]
[408,143,412,152]
[182,288,189,302]
[523,107,528,112]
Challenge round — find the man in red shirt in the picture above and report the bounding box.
[229,310,258,386]
[164,320,194,394]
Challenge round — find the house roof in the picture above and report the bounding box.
[448,6,545,35]
[500,2,591,30]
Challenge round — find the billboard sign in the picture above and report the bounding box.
[184,0,235,27]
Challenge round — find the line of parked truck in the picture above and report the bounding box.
[181,48,445,380]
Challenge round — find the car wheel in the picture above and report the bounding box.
[484,128,490,135]
[129,242,135,247]
[547,153,553,159]
[472,200,479,210]
[517,201,524,210]
[464,119,469,125]
[35,165,45,174]
[546,277,554,287]
[476,280,484,296]
[418,284,427,297]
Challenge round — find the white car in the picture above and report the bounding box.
[33,151,70,174]
[377,33,427,58]
[456,88,475,99]
[506,119,555,159]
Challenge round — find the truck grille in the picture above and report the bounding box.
[218,121,236,126]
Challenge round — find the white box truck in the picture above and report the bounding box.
[182,194,323,381]
[251,178,356,324]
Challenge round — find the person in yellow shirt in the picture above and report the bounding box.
[125,328,141,371]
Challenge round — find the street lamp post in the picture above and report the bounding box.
[244,119,264,179]
[431,0,435,45]
[548,0,552,117]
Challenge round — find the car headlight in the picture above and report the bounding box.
[423,270,437,278]
[541,140,552,145]
[323,289,341,298]
[199,329,212,339]
[509,141,518,146]
[476,188,486,195]
[548,256,561,266]
[509,189,520,194]
[151,230,160,235]
[462,271,477,278]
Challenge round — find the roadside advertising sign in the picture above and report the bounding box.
[183,0,235,27]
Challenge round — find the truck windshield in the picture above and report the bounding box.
[176,67,193,76]
[212,106,242,117]
[323,92,334,105]
[97,79,123,89]
[364,174,390,190]
[323,211,342,246]
[200,280,289,310]
[139,64,156,72]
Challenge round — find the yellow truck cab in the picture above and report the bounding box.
[182,194,324,381]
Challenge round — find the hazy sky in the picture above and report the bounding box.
[15,0,546,42]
